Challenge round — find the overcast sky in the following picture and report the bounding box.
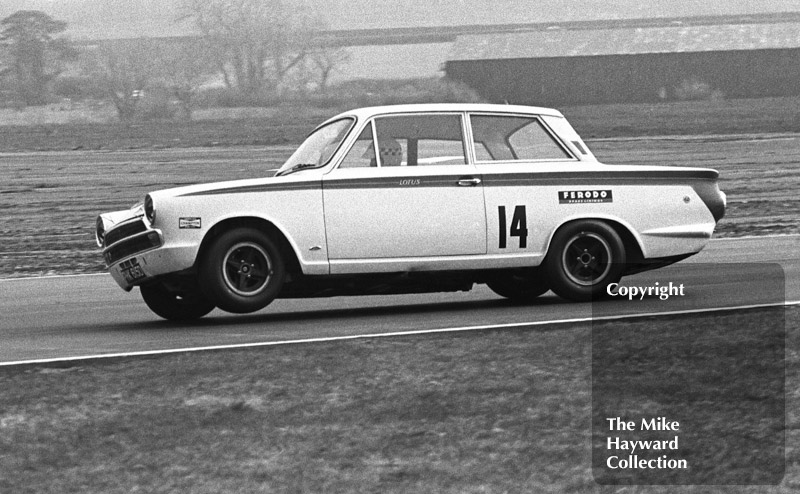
[0,0,799,39]
[1,1,798,84]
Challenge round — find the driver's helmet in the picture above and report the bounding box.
[363,137,402,166]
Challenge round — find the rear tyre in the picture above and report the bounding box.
[487,268,549,303]
[140,282,215,321]
[544,220,626,301]
[199,228,286,313]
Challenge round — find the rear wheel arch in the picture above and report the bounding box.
[546,217,644,264]
[605,219,644,264]
[195,216,302,276]
[543,217,635,301]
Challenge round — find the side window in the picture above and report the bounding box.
[339,125,376,168]
[373,114,466,166]
[374,137,406,167]
[474,142,494,161]
[471,115,572,162]
[417,139,466,166]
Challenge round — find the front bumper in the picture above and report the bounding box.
[99,216,162,289]
[98,210,200,290]
[99,215,162,262]
[107,242,198,290]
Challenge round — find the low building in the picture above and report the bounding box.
[443,13,800,105]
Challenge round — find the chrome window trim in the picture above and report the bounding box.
[332,111,475,170]
[327,117,373,172]
[467,111,579,163]
[280,116,357,175]
[371,119,382,167]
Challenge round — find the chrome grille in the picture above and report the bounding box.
[104,218,147,247]
[104,231,162,265]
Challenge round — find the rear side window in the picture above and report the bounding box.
[470,114,572,162]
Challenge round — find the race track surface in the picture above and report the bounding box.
[0,235,797,364]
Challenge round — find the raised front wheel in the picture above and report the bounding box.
[544,220,626,301]
[140,281,215,321]
[199,228,286,313]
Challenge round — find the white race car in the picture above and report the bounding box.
[95,104,725,320]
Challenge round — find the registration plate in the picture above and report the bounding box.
[120,258,146,284]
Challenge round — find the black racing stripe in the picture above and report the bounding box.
[178,169,718,195]
[178,182,321,196]
[324,176,461,189]
[325,170,718,189]
[481,169,718,186]
[484,177,704,187]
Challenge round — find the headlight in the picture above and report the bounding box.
[95,216,105,248]
[144,194,156,224]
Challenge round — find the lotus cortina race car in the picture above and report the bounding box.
[95,104,725,320]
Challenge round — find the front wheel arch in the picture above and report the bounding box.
[198,227,287,313]
[195,216,302,277]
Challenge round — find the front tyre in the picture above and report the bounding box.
[544,220,626,301]
[487,268,549,303]
[199,228,286,313]
[140,282,215,321]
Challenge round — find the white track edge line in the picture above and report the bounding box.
[1,300,797,368]
[0,273,107,282]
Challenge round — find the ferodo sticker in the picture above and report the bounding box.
[559,190,613,204]
[179,217,202,229]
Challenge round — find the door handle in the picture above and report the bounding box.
[457,177,482,187]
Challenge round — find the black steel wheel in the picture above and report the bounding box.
[544,220,626,301]
[199,228,285,313]
[487,268,549,303]
[140,281,215,321]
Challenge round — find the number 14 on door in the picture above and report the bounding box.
[498,205,528,249]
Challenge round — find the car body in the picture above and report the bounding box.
[95,103,726,320]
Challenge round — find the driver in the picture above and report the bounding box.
[363,137,403,167]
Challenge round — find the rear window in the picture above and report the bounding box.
[470,114,572,162]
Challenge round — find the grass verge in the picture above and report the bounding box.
[0,307,797,493]
[0,96,799,152]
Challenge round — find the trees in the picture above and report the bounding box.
[0,2,349,117]
[0,10,75,106]
[152,40,214,120]
[87,38,213,121]
[88,39,161,121]
[309,46,351,93]
[182,0,322,95]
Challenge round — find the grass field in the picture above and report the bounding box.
[1,96,800,152]
[0,307,795,493]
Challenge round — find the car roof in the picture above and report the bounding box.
[321,103,565,127]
